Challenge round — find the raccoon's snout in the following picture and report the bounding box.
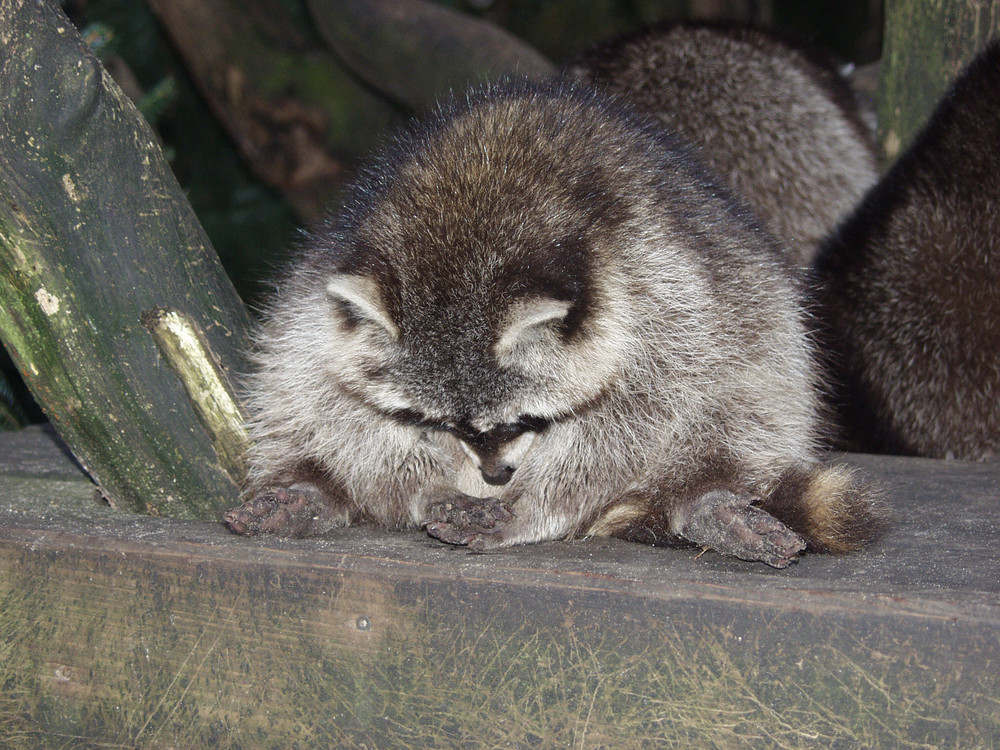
[452,420,545,487]
[458,441,518,486]
[481,463,516,486]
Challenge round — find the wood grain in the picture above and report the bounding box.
[1,428,997,747]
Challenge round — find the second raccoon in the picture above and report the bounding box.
[813,41,1000,461]
[571,22,878,266]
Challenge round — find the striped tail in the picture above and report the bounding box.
[761,463,890,554]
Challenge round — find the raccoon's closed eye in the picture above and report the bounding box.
[497,415,551,441]
[456,415,551,447]
[386,408,446,431]
[516,415,550,433]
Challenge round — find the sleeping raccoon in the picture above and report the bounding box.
[224,79,887,568]
[813,41,1000,461]
[570,22,878,266]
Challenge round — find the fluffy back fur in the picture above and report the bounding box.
[813,41,1000,461]
[570,22,878,266]
[229,79,886,567]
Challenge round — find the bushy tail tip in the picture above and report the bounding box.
[761,464,890,554]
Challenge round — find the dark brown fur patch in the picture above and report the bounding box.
[813,41,1000,460]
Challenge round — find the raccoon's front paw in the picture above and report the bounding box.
[422,494,515,552]
[223,484,345,538]
[678,489,806,569]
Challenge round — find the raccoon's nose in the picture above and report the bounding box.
[481,464,515,486]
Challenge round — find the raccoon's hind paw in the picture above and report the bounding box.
[423,494,515,552]
[677,488,807,568]
[223,484,346,538]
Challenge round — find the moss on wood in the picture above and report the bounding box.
[0,0,251,518]
[878,0,1000,159]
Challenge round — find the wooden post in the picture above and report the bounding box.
[0,0,252,518]
[878,0,1000,159]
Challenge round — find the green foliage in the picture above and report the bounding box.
[0,373,27,430]
[79,21,116,58]
[136,76,177,128]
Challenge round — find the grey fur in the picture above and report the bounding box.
[570,22,878,266]
[814,41,1000,461]
[227,80,886,566]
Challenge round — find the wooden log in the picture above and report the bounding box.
[307,0,557,112]
[0,428,997,747]
[0,0,251,518]
[878,0,1000,160]
[145,0,404,220]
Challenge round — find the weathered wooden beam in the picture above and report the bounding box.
[0,0,251,519]
[1,428,997,747]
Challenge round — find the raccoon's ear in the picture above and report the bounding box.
[496,297,572,354]
[326,275,399,339]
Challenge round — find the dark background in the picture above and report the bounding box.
[0,0,883,426]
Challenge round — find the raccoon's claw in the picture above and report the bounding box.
[223,485,344,538]
[678,488,806,568]
[422,495,515,552]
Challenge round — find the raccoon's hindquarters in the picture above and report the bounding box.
[812,42,1000,461]
[571,23,877,265]
[599,464,888,568]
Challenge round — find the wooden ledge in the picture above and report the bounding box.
[1,425,997,747]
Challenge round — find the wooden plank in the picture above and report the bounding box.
[0,428,998,748]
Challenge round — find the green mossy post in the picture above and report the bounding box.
[878,0,1000,160]
[0,0,251,518]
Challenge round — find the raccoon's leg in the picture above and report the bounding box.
[669,488,807,568]
[422,491,515,552]
[223,465,350,538]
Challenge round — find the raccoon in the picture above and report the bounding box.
[224,79,887,568]
[570,22,878,266]
[813,41,1000,461]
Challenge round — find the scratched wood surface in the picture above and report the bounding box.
[0,425,998,748]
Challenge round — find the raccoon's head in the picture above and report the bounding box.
[321,264,626,485]
[307,81,646,485]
